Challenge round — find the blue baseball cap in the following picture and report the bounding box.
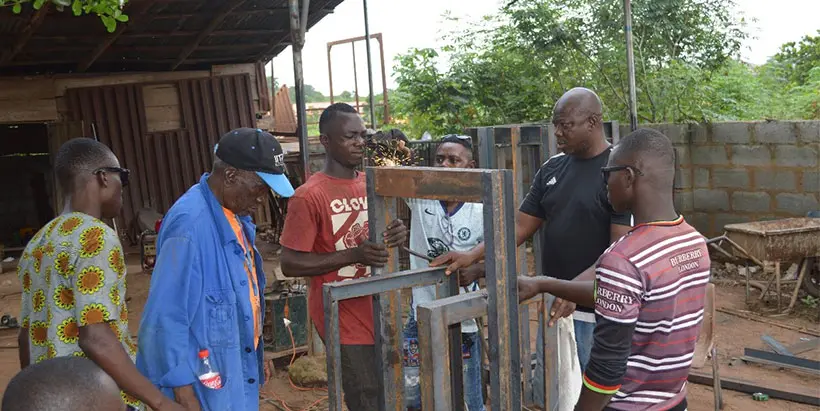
[214,128,295,197]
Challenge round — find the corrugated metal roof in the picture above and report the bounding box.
[0,0,344,75]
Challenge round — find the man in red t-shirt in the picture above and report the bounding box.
[280,103,407,411]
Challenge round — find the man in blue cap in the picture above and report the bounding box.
[137,128,294,411]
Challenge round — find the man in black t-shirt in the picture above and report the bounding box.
[431,87,632,400]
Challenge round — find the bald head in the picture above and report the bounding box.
[2,357,125,411]
[553,87,603,120]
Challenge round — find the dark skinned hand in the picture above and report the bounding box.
[356,241,389,266]
[548,298,576,327]
[458,264,485,287]
[517,276,542,303]
[430,249,481,275]
[382,219,408,248]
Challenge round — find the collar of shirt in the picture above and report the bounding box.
[197,173,256,247]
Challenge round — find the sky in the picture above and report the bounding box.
[269,0,820,96]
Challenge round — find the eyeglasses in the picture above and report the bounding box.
[601,165,643,182]
[94,167,130,187]
[441,134,471,140]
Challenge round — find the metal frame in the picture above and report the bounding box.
[417,290,490,410]
[322,166,519,411]
[472,123,621,409]
[326,33,390,128]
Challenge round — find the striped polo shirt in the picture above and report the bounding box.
[583,216,709,410]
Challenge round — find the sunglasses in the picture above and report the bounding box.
[601,165,643,182]
[94,167,130,187]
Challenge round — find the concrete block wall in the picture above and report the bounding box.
[620,121,819,237]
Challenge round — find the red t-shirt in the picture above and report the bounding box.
[279,172,374,345]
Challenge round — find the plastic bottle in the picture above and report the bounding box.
[198,349,222,389]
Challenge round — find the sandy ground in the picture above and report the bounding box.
[0,251,818,411]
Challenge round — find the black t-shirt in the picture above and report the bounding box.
[520,147,632,296]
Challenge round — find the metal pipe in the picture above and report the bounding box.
[377,34,390,124]
[327,44,334,104]
[362,0,376,128]
[352,42,361,114]
[623,0,638,131]
[289,0,310,181]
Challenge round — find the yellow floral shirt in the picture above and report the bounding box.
[18,212,143,409]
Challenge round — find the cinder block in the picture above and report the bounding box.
[694,189,730,211]
[796,121,820,144]
[755,121,797,144]
[674,169,692,189]
[714,213,752,231]
[674,190,694,212]
[691,124,710,144]
[804,171,820,193]
[684,212,710,235]
[692,146,728,166]
[713,122,753,144]
[694,168,710,188]
[775,145,819,168]
[655,123,690,144]
[712,169,750,189]
[674,145,691,166]
[775,193,820,216]
[730,145,771,166]
[754,170,797,191]
[731,192,771,212]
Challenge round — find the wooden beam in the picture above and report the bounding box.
[122,29,287,38]
[151,8,288,20]
[0,4,50,66]
[77,0,158,72]
[171,0,247,71]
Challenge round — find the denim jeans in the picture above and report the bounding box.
[403,317,486,411]
[533,318,595,405]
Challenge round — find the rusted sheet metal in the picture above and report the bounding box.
[724,218,820,262]
[254,60,270,113]
[370,166,486,202]
[272,85,297,135]
[64,73,268,233]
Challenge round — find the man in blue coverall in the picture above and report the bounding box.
[137,128,295,410]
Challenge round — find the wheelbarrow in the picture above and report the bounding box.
[707,217,820,313]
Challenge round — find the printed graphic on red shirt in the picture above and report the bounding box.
[329,196,370,279]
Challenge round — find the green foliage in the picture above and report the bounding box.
[391,0,819,137]
[2,0,128,32]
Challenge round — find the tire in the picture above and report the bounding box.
[803,257,820,298]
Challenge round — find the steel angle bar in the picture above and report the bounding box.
[482,169,522,411]
[325,267,448,301]
[417,290,490,411]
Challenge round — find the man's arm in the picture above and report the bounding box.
[432,210,543,275]
[281,247,362,277]
[17,327,30,369]
[80,325,174,410]
[518,277,596,308]
[576,253,644,411]
[73,233,179,411]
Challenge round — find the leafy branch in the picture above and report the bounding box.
[1,0,129,32]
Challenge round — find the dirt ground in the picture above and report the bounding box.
[0,251,818,411]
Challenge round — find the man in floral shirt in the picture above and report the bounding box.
[17,138,181,411]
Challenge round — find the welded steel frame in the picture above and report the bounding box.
[322,166,520,411]
[326,33,390,127]
[473,122,618,410]
[417,290,490,410]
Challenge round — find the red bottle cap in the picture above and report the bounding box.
[198,349,209,359]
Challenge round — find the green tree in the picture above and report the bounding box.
[2,0,129,32]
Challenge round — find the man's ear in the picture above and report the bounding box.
[223,167,238,186]
[319,133,330,148]
[96,170,109,188]
[468,159,477,168]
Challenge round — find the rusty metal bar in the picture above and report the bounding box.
[370,166,487,202]
[483,169,522,410]
[418,290,490,411]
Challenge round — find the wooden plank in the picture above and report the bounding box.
[171,0,247,70]
[53,71,211,97]
[141,84,181,107]
[144,106,183,132]
[370,167,487,202]
[0,4,50,65]
[0,78,55,101]
[0,99,58,122]
[688,369,820,406]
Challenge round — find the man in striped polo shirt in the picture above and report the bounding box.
[518,128,710,410]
